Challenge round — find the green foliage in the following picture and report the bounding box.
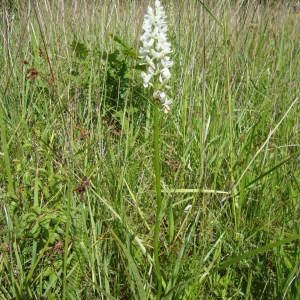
[68,35,145,131]
[71,39,89,60]
[0,1,300,299]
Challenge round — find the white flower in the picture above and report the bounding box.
[159,68,171,83]
[141,70,154,88]
[162,98,172,114]
[161,57,173,68]
[145,56,155,69]
[153,90,172,114]
[184,204,192,213]
[143,38,155,49]
[139,0,173,113]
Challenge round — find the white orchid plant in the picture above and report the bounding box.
[138,1,174,297]
[139,0,173,113]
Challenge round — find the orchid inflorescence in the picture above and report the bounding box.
[140,0,173,113]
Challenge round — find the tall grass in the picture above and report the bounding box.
[1,0,300,299]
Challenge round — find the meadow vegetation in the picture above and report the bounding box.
[0,0,300,299]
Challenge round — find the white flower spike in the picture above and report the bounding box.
[140,0,173,113]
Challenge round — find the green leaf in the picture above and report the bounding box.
[124,48,138,58]
[71,39,89,59]
[134,64,147,71]
[243,150,300,191]
[111,230,147,300]
[218,234,300,269]
[111,34,130,49]
[111,34,138,57]
[168,206,174,243]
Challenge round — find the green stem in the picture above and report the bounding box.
[0,104,14,196]
[31,166,39,268]
[153,105,163,299]
[63,183,71,300]
[224,22,237,231]
[0,103,15,296]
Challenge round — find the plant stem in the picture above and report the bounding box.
[0,103,15,296]
[0,104,14,196]
[63,183,71,300]
[224,21,237,231]
[153,105,163,299]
